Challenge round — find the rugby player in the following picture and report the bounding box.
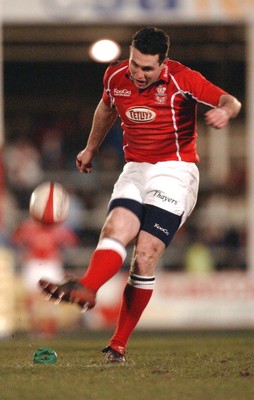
[39,27,241,363]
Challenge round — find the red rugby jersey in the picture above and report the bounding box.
[102,59,227,163]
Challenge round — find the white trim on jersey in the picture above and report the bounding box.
[185,93,217,108]
[170,73,217,108]
[170,74,189,100]
[169,72,218,161]
[170,91,182,161]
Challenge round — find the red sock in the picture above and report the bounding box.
[80,238,126,292]
[109,274,155,355]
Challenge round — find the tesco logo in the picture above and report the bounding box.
[125,107,156,123]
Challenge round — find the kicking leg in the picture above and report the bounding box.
[39,207,140,309]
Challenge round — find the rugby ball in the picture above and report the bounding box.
[29,181,70,225]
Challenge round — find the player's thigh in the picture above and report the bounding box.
[141,204,182,246]
[130,204,183,275]
[105,162,145,245]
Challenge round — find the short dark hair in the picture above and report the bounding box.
[131,27,170,64]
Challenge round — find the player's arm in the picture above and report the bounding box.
[76,99,118,173]
[204,94,241,129]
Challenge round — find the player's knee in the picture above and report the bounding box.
[100,220,113,238]
[132,251,154,274]
[137,248,154,265]
[100,208,140,245]
[131,241,162,275]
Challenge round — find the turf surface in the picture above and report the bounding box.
[0,330,254,400]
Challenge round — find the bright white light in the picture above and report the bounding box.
[89,39,121,63]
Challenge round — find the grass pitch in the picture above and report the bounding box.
[0,330,254,400]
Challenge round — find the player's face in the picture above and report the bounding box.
[129,47,165,89]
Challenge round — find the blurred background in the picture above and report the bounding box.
[0,0,253,337]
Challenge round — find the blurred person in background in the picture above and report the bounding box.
[39,27,241,361]
[4,137,43,209]
[12,217,78,336]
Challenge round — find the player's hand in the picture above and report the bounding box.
[204,108,230,129]
[76,149,94,173]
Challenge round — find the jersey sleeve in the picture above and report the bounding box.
[175,68,227,107]
[102,66,113,107]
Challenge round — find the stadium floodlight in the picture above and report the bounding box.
[89,39,121,63]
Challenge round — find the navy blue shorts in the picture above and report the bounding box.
[108,198,181,247]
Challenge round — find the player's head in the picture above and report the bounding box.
[131,27,170,65]
[129,27,170,89]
